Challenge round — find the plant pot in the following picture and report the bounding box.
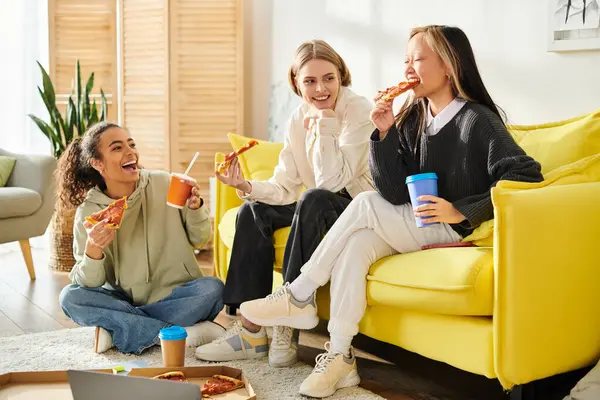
[48,209,76,272]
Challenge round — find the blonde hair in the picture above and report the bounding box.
[288,40,351,96]
[396,25,504,140]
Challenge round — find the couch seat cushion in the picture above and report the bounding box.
[0,187,42,218]
[219,206,291,267]
[367,247,494,316]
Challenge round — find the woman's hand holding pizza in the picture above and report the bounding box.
[370,100,394,140]
[84,219,116,259]
[215,157,252,194]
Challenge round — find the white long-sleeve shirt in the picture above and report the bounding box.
[241,86,375,205]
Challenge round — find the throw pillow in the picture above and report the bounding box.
[0,156,16,187]
[463,153,600,246]
[227,132,284,181]
[508,108,600,174]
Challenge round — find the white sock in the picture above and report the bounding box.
[289,274,320,302]
[330,334,353,357]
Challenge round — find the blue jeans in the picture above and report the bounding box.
[59,277,224,355]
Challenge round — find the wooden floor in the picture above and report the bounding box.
[0,242,578,400]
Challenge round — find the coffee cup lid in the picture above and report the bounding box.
[159,326,187,341]
[405,172,438,184]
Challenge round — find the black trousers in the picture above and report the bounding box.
[222,188,352,306]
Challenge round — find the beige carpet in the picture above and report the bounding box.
[0,327,383,399]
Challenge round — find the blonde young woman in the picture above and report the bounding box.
[240,25,544,398]
[195,40,375,366]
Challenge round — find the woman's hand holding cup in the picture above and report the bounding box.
[179,176,203,210]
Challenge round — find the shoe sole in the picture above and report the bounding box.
[195,348,267,362]
[240,309,319,330]
[94,327,100,353]
[268,350,298,368]
[299,369,361,398]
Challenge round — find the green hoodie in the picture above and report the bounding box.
[69,169,211,305]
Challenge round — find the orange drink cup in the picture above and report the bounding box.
[167,173,195,209]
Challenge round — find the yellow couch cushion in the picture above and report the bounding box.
[227,132,284,181]
[218,206,290,268]
[366,247,494,316]
[464,153,600,246]
[509,108,600,174]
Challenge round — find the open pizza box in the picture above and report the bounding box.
[0,365,256,400]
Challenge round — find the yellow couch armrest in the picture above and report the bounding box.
[213,153,243,280]
[492,182,600,389]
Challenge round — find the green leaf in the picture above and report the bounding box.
[28,114,61,157]
[90,100,99,125]
[100,89,108,121]
[37,87,57,127]
[37,61,56,108]
[68,96,78,138]
[84,72,95,126]
[65,97,74,143]
[85,72,95,96]
[75,60,83,136]
[82,83,90,128]
[52,106,67,148]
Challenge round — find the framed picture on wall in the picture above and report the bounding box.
[548,0,600,51]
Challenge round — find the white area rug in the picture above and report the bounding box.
[0,327,383,399]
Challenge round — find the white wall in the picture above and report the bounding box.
[244,0,600,140]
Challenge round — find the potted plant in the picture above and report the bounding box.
[28,60,108,271]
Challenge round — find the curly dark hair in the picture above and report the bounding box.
[55,121,120,217]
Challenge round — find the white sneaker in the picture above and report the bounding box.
[195,321,268,362]
[299,342,360,398]
[184,321,226,347]
[269,326,298,368]
[240,283,318,329]
[94,326,114,354]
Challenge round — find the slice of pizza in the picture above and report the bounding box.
[152,371,188,382]
[201,374,245,398]
[215,140,259,175]
[84,196,128,229]
[374,79,420,103]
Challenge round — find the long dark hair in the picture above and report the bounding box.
[55,121,120,216]
[396,25,506,135]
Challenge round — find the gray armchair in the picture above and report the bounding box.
[0,148,56,279]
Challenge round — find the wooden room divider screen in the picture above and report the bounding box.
[48,0,244,206]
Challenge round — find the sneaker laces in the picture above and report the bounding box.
[265,283,290,303]
[313,342,338,374]
[213,320,244,344]
[272,326,294,348]
[265,283,291,314]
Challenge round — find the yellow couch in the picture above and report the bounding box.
[213,109,600,392]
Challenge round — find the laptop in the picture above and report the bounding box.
[67,370,202,400]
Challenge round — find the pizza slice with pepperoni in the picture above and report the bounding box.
[201,374,245,397]
[84,196,128,229]
[374,80,420,103]
[216,140,259,175]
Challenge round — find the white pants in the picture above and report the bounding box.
[300,191,462,338]
[563,359,600,400]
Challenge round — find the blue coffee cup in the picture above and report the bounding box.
[406,173,439,228]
